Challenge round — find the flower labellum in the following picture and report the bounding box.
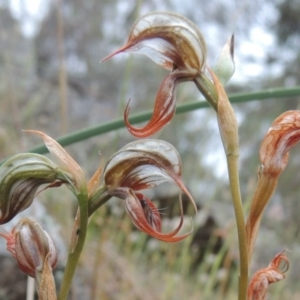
[122,189,191,242]
[124,70,197,138]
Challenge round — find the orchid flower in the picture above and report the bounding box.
[102,12,207,137]
[246,110,300,262]
[0,129,93,225]
[0,218,57,298]
[103,139,196,242]
[0,218,58,278]
[0,152,70,224]
[247,251,289,300]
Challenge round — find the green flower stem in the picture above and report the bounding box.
[4,86,299,161]
[226,154,248,300]
[246,174,279,264]
[57,187,89,300]
[201,68,248,299]
[88,186,112,216]
[194,73,218,111]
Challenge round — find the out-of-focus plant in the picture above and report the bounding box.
[0,11,298,300]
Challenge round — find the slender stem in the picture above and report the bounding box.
[88,190,112,216]
[206,68,248,299]
[226,154,248,300]
[57,188,89,300]
[5,85,300,161]
[194,73,218,111]
[26,277,35,300]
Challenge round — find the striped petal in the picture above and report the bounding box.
[124,70,197,138]
[102,12,206,72]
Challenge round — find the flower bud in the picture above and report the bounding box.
[13,218,58,279]
[0,153,64,224]
[214,35,235,85]
[0,218,57,278]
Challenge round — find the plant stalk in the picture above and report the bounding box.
[198,67,248,299]
[88,191,112,216]
[57,188,89,300]
[194,73,218,111]
[226,154,248,300]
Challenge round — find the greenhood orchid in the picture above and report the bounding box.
[102,12,236,138]
[0,153,70,224]
[103,139,196,242]
[102,12,207,138]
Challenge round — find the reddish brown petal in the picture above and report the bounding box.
[124,70,197,138]
[122,188,192,242]
[0,227,16,258]
[247,251,289,300]
[260,110,300,177]
[36,180,65,197]
[270,251,289,271]
[136,193,161,232]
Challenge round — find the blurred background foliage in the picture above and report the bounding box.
[0,0,300,299]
